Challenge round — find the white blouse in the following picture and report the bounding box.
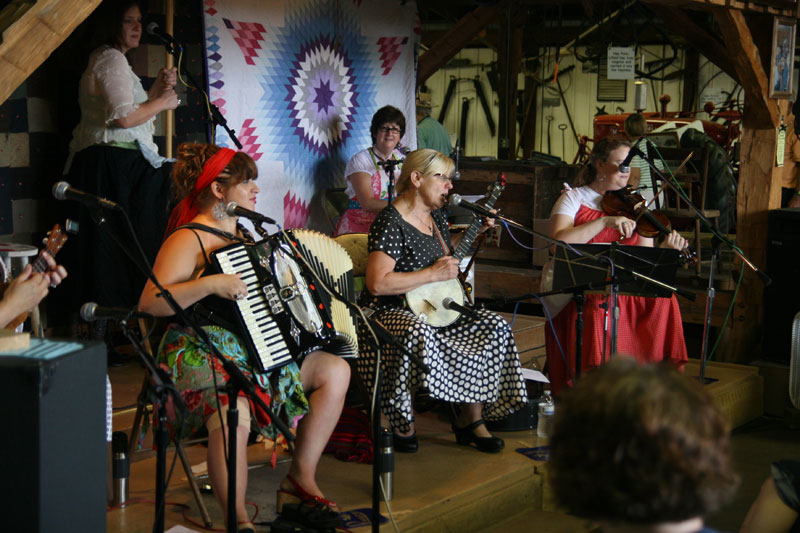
[343,146,404,200]
[68,46,166,168]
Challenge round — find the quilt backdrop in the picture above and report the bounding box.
[203,0,419,228]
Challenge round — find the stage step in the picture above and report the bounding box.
[684,360,764,429]
[498,311,546,370]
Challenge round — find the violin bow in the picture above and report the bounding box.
[642,150,694,212]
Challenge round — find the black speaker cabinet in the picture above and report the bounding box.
[763,209,800,362]
[0,341,106,532]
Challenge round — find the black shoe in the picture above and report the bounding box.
[393,432,419,453]
[452,419,504,453]
[280,501,341,530]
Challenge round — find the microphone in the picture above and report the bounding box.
[80,302,152,323]
[397,145,411,156]
[617,139,645,173]
[449,194,497,219]
[225,202,276,225]
[146,22,177,47]
[442,297,476,318]
[52,181,120,210]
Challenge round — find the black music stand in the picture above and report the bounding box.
[552,243,681,375]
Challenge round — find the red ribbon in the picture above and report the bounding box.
[166,147,237,235]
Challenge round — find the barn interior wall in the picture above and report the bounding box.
[421,45,739,166]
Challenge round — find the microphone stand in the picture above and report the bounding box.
[116,313,191,530]
[636,140,771,286]
[157,39,243,149]
[473,209,695,383]
[82,206,293,533]
[636,140,772,383]
[379,159,402,204]
[276,230,428,533]
[502,279,621,381]
[699,238,720,384]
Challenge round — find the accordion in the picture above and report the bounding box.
[208,229,358,373]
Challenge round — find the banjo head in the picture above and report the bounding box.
[405,278,464,328]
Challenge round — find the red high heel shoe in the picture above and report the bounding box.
[276,474,340,513]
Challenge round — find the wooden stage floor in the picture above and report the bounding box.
[105,311,767,532]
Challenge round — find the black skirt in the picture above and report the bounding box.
[53,145,173,318]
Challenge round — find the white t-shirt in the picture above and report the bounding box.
[343,146,404,200]
[550,185,603,219]
[541,185,604,316]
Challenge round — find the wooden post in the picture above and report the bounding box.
[517,74,537,158]
[726,116,786,361]
[164,0,175,158]
[705,7,783,363]
[497,7,522,160]
[681,48,699,114]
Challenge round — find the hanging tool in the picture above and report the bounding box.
[473,76,496,137]
[438,76,458,124]
[545,115,554,155]
[459,97,471,150]
[558,123,567,160]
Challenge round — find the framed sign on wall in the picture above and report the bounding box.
[770,16,796,98]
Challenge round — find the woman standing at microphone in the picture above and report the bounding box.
[58,0,179,349]
[334,105,409,236]
[139,142,349,531]
[542,137,689,395]
[358,148,527,454]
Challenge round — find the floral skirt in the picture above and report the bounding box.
[155,324,308,441]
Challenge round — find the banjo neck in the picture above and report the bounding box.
[451,172,506,261]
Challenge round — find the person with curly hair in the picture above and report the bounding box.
[548,356,739,533]
[139,143,349,532]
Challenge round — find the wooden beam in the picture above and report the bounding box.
[418,0,514,85]
[713,7,776,129]
[724,119,787,362]
[681,47,699,113]
[0,0,102,105]
[648,0,799,17]
[643,3,738,81]
[497,6,523,160]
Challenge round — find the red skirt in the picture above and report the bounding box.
[545,293,688,395]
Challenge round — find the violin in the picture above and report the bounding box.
[601,185,697,266]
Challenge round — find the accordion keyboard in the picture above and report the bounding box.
[212,244,293,372]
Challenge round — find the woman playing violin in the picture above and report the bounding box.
[544,137,689,394]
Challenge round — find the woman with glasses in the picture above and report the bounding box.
[334,105,409,235]
[357,149,527,454]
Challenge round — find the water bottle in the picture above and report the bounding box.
[537,391,555,439]
[377,427,394,501]
[111,431,129,506]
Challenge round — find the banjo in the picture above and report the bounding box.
[405,174,506,327]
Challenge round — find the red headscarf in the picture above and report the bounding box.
[165,147,237,235]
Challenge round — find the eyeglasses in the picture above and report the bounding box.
[379,126,402,134]
[431,173,453,184]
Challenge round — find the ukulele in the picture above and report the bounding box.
[1,223,71,330]
[405,174,506,327]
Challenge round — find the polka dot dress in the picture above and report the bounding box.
[358,204,528,434]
